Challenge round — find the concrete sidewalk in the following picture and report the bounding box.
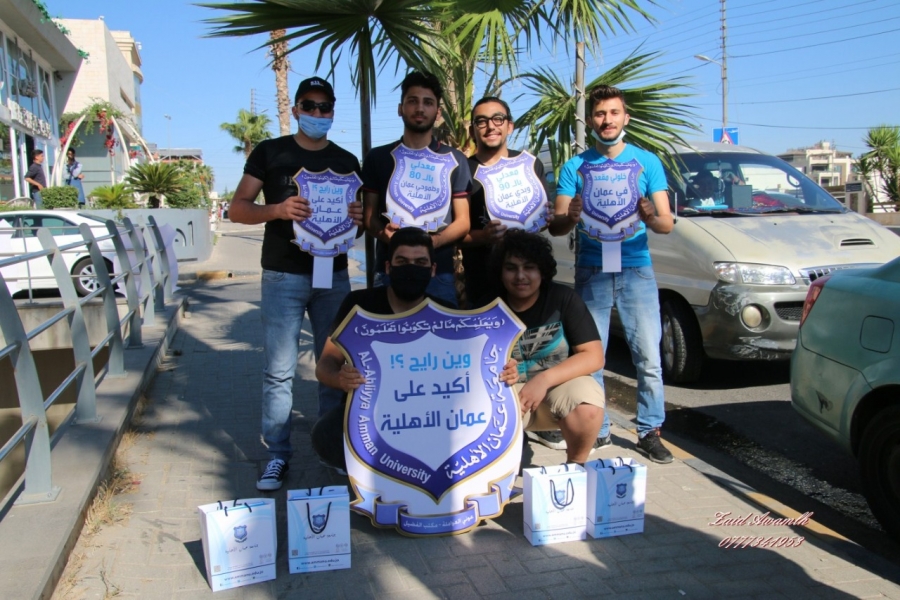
[51,273,900,599]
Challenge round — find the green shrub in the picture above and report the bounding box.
[165,186,204,209]
[42,186,79,209]
[90,183,138,209]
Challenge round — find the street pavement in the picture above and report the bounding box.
[46,221,900,598]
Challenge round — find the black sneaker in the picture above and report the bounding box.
[636,429,674,464]
[589,434,612,455]
[525,430,566,450]
[256,458,289,491]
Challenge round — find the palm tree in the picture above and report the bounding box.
[89,183,137,209]
[270,29,292,136]
[859,126,900,210]
[515,50,698,179]
[125,162,186,208]
[220,109,273,160]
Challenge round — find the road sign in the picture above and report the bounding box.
[713,128,739,145]
[845,182,863,193]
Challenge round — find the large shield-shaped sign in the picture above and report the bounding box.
[385,145,457,232]
[474,152,548,232]
[292,168,362,257]
[333,299,524,536]
[578,159,643,242]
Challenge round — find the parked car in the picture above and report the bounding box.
[641,141,900,382]
[0,210,117,297]
[790,257,900,540]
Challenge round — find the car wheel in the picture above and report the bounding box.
[660,298,704,383]
[72,257,108,297]
[858,405,900,541]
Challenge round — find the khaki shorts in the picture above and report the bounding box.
[515,376,605,431]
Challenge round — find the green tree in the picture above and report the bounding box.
[125,162,186,208]
[858,125,900,211]
[515,50,698,179]
[90,183,138,209]
[220,108,273,160]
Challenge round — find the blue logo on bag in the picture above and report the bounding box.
[550,478,575,510]
[616,483,627,499]
[233,525,248,543]
[312,513,327,529]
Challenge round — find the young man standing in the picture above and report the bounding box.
[461,96,545,305]
[550,85,675,464]
[65,148,86,207]
[487,230,605,465]
[229,77,363,490]
[362,71,471,307]
[24,149,46,208]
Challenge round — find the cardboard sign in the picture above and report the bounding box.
[385,145,458,232]
[287,486,351,573]
[578,159,643,243]
[523,464,587,545]
[474,152,548,232]
[197,499,276,592]
[292,168,362,288]
[585,457,647,539]
[333,299,525,536]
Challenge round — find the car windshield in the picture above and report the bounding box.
[669,152,846,217]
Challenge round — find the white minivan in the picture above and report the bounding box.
[649,142,900,382]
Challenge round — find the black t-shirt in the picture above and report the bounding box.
[464,150,545,300]
[361,138,472,275]
[25,163,47,194]
[330,287,453,334]
[503,283,600,382]
[244,135,361,274]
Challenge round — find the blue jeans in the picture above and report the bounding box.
[261,269,349,460]
[373,271,458,307]
[575,265,666,437]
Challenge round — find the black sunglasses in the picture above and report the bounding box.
[297,100,334,113]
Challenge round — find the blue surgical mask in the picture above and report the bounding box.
[298,114,333,139]
[592,128,626,146]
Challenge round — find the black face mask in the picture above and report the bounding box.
[389,264,431,301]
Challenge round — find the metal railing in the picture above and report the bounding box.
[0,215,172,507]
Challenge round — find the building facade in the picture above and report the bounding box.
[56,19,145,196]
[777,141,856,189]
[0,0,81,201]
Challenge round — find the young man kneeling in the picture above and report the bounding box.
[489,230,605,465]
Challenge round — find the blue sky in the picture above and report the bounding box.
[56,0,900,194]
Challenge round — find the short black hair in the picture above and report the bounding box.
[489,229,557,290]
[472,96,513,122]
[388,227,435,263]
[32,149,44,159]
[588,84,627,113]
[67,148,76,156]
[401,71,442,104]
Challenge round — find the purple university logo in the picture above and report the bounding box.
[292,168,362,257]
[578,159,643,242]
[386,145,457,232]
[474,153,548,232]
[333,300,524,536]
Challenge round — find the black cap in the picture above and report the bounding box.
[295,77,335,103]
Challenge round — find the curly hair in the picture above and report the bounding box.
[488,229,557,291]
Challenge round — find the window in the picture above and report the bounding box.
[39,68,53,123]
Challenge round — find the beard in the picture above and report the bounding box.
[402,113,437,134]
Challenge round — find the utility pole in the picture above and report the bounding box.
[250,88,257,115]
[575,42,586,154]
[721,0,728,128]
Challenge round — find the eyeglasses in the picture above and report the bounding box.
[297,100,334,114]
[472,114,510,128]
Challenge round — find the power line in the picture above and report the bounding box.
[695,116,873,130]
[694,86,900,106]
[729,14,900,49]
[730,57,900,90]
[728,0,883,38]
[731,27,900,58]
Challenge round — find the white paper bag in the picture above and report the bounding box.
[522,463,587,545]
[585,457,647,538]
[197,498,277,592]
[287,486,351,573]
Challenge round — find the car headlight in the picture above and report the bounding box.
[714,262,796,285]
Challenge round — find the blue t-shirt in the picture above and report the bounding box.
[556,145,667,268]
